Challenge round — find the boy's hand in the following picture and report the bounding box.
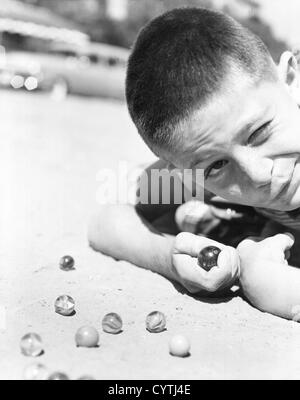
[171,232,240,294]
[236,233,295,268]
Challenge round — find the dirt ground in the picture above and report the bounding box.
[2,90,300,380]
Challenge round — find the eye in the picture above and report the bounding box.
[205,160,228,179]
[247,121,272,146]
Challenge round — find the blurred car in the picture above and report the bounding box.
[0,54,42,92]
[0,42,129,100]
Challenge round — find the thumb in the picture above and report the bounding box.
[266,232,295,251]
[217,246,241,280]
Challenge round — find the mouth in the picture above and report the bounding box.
[273,180,291,200]
[271,164,295,201]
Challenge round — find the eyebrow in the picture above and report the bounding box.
[190,113,267,169]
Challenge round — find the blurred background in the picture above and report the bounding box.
[0,0,299,100]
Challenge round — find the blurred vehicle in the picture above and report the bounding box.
[0,42,129,100]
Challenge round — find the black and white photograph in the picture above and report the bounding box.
[2,0,300,382]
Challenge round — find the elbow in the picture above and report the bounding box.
[87,204,134,256]
[87,205,112,254]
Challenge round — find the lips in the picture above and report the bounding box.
[273,179,291,199]
[271,164,295,201]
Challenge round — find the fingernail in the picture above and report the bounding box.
[284,232,295,240]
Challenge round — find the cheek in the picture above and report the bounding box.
[276,107,300,148]
[206,178,242,199]
[285,123,300,148]
[206,169,254,201]
[270,128,300,156]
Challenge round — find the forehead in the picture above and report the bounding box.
[163,77,283,167]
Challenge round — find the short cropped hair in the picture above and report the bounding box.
[126,7,276,151]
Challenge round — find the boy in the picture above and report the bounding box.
[88,8,300,320]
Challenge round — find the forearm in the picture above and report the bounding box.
[240,260,300,320]
[88,204,176,281]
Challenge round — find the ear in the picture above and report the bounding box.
[277,51,299,88]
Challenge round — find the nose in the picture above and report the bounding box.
[233,147,273,188]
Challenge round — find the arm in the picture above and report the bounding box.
[88,204,240,294]
[88,203,177,281]
[88,159,180,280]
[88,159,239,293]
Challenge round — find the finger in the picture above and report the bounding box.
[217,246,241,279]
[285,249,291,261]
[183,282,206,294]
[210,206,244,220]
[174,232,225,257]
[244,236,264,243]
[264,232,295,251]
[206,247,240,288]
[173,253,212,289]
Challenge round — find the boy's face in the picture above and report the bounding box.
[159,53,300,211]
